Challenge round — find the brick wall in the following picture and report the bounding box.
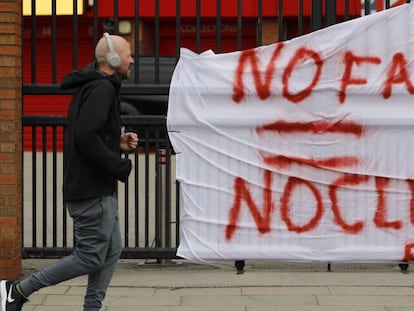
[0,0,23,279]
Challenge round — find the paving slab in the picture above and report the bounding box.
[20,259,414,311]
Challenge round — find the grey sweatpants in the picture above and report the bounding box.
[19,194,122,311]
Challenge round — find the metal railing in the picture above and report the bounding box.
[22,0,372,99]
[22,115,179,259]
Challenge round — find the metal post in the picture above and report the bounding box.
[311,0,323,31]
[157,145,171,263]
[325,0,336,27]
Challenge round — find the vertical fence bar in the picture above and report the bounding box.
[237,0,242,50]
[364,0,371,15]
[144,127,150,247]
[325,0,336,27]
[155,0,160,82]
[52,126,57,247]
[62,126,67,248]
[196,0,201,53]
[311,0,323,31]
[113,0,119,32]
[386,0,391,9]
[134,0,140,82]
[72,0,79,69]
[216,0,221,53]
[51,0,57,83]
[134,144,140,247]
[42,127,47,247]
[93,0,99,51]
[165,137,172,248]
[124,153,130,247]
[156,143,167,257]
[176,181,180,247]
[278,0,283,41]
[31,127,37,247]
[176,0,181,58]
[344,0,350,21]
[155,131,161,250]
[30,0,36,83]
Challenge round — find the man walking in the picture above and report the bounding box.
[1,33,137,311]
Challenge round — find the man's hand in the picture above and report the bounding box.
[120,132,138,151]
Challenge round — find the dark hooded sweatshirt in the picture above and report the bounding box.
[60,63,131,202]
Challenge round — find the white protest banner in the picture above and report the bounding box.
[167,3,414,262]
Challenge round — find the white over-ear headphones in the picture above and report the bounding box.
[103,32,121,68]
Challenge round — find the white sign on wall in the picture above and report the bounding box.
[167,3,414,262]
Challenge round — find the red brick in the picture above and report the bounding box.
[0,175,18,185]
[0,78,20,88]
[0,185,19,196]
[0,99,19,110]
[0,239,17,248]
[0,195,21,207]
[0,269,22,279]
[0,163,20,174]
[0,2,18,12]
[0,132,20,142]
[0,225,19,238]
[0,56,20,67]
[0,121,17,131]
[0,217,17,226]
[0,247,21,259]
[0,110,19,120]
[0,154,15,163]
[0,67,21,77]
[0,13,20,24]
[0,0,23,280]
[0,258,22,269]
[0,89,18,99]
[0,143,17,153]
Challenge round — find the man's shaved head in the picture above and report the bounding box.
[95,34,129,65]
[95,33,134,79]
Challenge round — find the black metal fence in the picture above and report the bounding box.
[22,0,411,259]
[22,0,380,104]
[22,115,179,259]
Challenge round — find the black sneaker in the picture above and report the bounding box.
[0,280,27,311]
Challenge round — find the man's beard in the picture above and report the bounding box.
[116,67,131,80]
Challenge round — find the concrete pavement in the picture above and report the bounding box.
[21,259,414,311]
